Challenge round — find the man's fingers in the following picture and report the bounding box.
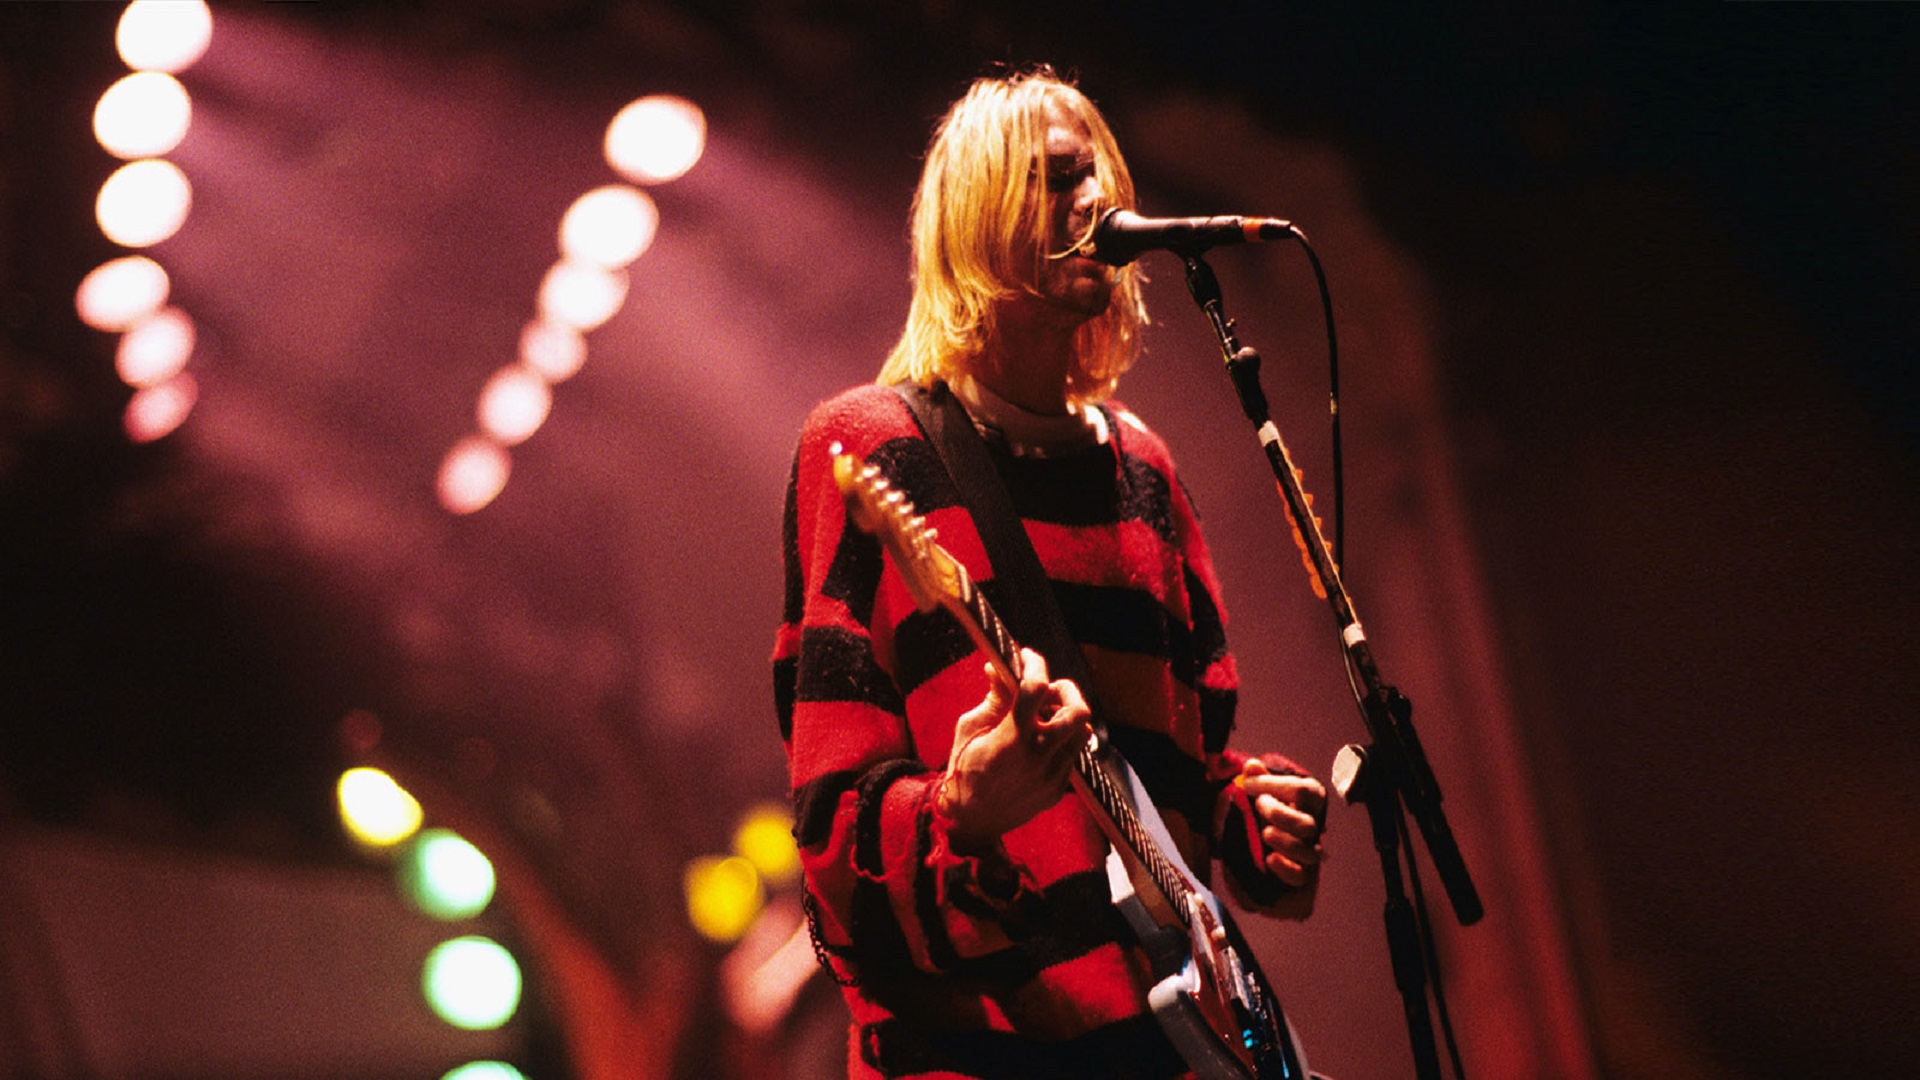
[1033,682,1091,766]
[1048,672,1088,716]
[1254,784,1327,883]
[1254,792,1317,832]
[1264,849,1322,887]
[1260,819,1324,858]
[1007,648,1053,731]
[978,660,1017,713]
[1237,761,1331,893]
[1247,775,1329,826]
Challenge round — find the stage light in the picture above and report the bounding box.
[117,0,213,74]
[123,371,197,443]
[399,828,497,921]
[733,804,801,887]
[518,319,586,383]
[442,1064,528,1080]
[76,255,170,332]
[684,854,764,943]
[115,305,195,387]
[475,365,552,446]
[605,95,706,184]
[558,184,658,270]
[437,436,511,515]
[536,259,628,332]
[422,937,523,1031]
[337,766,424,847]
[96,158,192,248]
[94,71,191,160]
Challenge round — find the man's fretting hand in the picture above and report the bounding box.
[937,648,1091,854]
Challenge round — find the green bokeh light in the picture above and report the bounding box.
[441,1063,529,1080]
[422,936,522,1030]
[400,828,496,920]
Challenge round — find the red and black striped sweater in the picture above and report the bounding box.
[774,383,1299,1079]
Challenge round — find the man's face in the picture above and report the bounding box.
[1027,103,1115,321]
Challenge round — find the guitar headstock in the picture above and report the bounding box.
[830,442,965,613]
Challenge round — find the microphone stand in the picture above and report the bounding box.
[1179,254,1483,1080]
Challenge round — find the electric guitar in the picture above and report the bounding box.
[832,444,1310,1080]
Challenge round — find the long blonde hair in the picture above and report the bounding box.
[876,67,1148,405]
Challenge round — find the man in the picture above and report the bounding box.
[774,66,1327,1078]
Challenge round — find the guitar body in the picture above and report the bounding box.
[1087,740,1310,1080]
[830,447,1310,1080]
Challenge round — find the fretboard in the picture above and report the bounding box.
[950,562,1198,932]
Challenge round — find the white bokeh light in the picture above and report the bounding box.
[96,158,192,248]
[537,260,628,332]
[518,319,586,383]
[558,185,658,270]
[76,255,170,332]
[123,372,198,443]
[437,436,511,515]
[476,365,553,446]
[115,306,196,388]
[93,71,192,160]
[117,0,213,74]
[605,95,706,184]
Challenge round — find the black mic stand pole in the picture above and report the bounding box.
[1180,254,1484,1080]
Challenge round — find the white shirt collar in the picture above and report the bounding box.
[950,376,1109,459]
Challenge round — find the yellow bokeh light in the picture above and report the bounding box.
[337,767,423,847]
[732,803,800,886]
[683,855,764,943]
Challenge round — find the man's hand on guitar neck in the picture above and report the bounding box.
[936,648,1092,855]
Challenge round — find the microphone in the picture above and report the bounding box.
[1089,208,1293,266]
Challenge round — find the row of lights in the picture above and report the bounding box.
[336,760,530,1080]
[338,751,802,947]
[69,0,708,485]
[434,95,707,514]
[338,754,805,1079]
[69,8,758,1067]
[72,0,213,443]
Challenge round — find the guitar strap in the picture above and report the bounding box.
[889,380,1109,733]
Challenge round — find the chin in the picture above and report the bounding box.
[1076,283,1114,317]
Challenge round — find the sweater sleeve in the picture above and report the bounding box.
[1156,451,1311,912]
[773,388,1037,982]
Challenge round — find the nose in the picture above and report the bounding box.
[1073,172,1103,215]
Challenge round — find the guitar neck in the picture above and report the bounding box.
[945,565,1199,934]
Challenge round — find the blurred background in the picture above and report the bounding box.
[2,2,1914,1079]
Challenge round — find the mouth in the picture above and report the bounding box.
[1051,217,1101,260]
[1052,240,1105,265]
